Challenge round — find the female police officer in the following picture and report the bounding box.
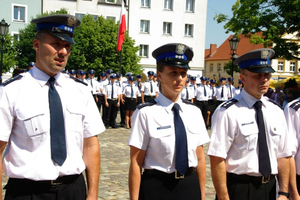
[128,43,210,200]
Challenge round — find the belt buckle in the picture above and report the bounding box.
[175,170,184,179]
[262,175,270,184]
[50,180,62,185]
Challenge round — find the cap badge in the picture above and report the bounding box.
[67,16,77,27]
[176,44,185,54]
[261,50,269,59]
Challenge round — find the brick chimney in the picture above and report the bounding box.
[210,44,217,56]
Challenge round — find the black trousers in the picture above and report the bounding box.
[139,172,201,200]
[144,95,155,102]
[195,101,208,124]
[296,174,300,195]
[103,99,118,126]
[97,95,104,113]
[4,174,86,200]
[216,173,276,200]
[120,100,125,125]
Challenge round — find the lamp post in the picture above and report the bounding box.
[213,74,216,80]
[229,35,239,78]
[0,19,10,84]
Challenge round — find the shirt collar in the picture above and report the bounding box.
[30,66,65,87]
[241,89,267,108]
[156,93,184,114]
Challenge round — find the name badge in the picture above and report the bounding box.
[241,121,254,126]
[157,125,171,130]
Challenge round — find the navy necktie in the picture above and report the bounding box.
[253,100,271,178]
[221,86,224,98]
[204,85,207,96]
[150,81,153,93]
[111,84,114,99]
[230,86,232,97]
[131,85,134,97]
[186,87,189,99]
[172,103,189,175]
[212,87,215,96]
[48,77,66,166]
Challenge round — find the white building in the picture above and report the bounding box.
[43,0,207,77]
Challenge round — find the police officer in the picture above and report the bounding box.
[76,69,87,83]
[227,77,235,98]
[128,43,210,200]
[69,69,76,77]
[207,79,217,128]
[195,76,209,126]
[135,74,143,105]
[142,71,158,102]
[28,62,35,70]
[208,48,291,200]
[234,79,244,96]
[96,72,106,113]
[181,78,194,102]
[87,69,101,103]
[102,69,113,87]
[116,73,126,127]
[0,14,105,200]
[103,73,121,128]
[214,77,230,108]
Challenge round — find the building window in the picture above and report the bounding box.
[184,24,194,37]
[13,33,20,41]
[164,0,173,10]
[139,45,149,57]
[141,0,150,8]
[13,4,26,22]
[210,64,214,72]
[106,16,116,23]
[290,62,296,72]
[75,13,85,20]
[186,0,194,12]
[278,61,284,71]
[106,0,115,3]
[140,20,150,33]
[163,22,172,35]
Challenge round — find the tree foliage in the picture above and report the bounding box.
[214,0,300,60]
[13,8,141,75]
[1,33,17,73]
[223,61,240,77]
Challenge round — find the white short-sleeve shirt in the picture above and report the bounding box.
[128,94,210,173]
[208,89,292,176]
[0,67,105,180]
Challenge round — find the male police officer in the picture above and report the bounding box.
[208,48,291,200]
[0,14,105,200]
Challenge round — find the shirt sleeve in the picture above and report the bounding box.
[0,87,14,142]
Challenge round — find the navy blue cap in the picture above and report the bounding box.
[186,78,190,82]
[238,79,243,84]
[210,79,217,83]
[31,14,81,44]
[152,43,193,69]
[125,72,133,76]
[128,76,135,81]
[187,74,191,78]
[69,69,76,74]
[200,76,207,81]
[100,72,106,76]
[228,77,234,82]
[136,74,142,79]
[190,76,196,81]
[106,69,113,74]
[148,71,155,76]
[154,73,157,77]
[233,48,275,73]
[116,73,122,77]
[109,73,117,78]
[88,70,95,74]
[77,69,86,75]
[220,77,226,81]
[61,69,66,73]
[28,62,35,67]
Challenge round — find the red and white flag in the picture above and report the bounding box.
[117,0,126,52]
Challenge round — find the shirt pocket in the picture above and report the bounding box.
[239,122,258,151]
[149,127,174,154]
[20,112,47,138]
[66,103,84,133]
[269,124,281,145]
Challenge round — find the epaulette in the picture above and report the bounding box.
[1,74,23,86]
[69,75,88,86]
[289,100,300,111]
[221,98,238,109]
[136,99,157,110]
[268,98,282,110]
[182,99,199,108]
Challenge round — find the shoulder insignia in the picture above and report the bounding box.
[1,75,23,86]
[182,99,199,108]
[221,98,238,109]
[268,98,282,110]
[69,75,88,86]
[136,99,157,110]
[290,100,300,111]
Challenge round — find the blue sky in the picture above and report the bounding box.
[205,0,237,49]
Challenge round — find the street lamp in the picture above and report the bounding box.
[229,35,239,78]
[0,19,10,84]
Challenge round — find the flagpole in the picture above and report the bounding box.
[119,49,122,74]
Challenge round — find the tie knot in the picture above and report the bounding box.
[254,100,262,110]
[48,77,56,86]
[172,103,180,111]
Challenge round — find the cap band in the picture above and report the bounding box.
[239,58,270,69]
[37,23,74,33]
[156,52,188,62]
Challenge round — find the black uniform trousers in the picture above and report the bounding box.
[195,101,208,124]
[103,99,118,127]
[119,101,125,125]
[97,94,104,113]
[296,174,300,195]
[144,95,155,102]
[215,173,276,200]
[139,172,201,200]
[4,174,86,200]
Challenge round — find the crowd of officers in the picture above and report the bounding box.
[64,67,244,130]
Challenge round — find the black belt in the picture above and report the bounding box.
[144,95,155,97]
[126,97,136,100]
[108,98,117,101]
[227,172,275,184]
[9,174,80,186]
[143,168,196,179]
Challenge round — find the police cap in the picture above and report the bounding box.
[136,74,142,79]
[31,14,81,44]
[110,73,117,78]
[77,69,86,75]
[210,79,216,84]
[190,76,196,81]
[233,48,275,73]
[28,62,35,67]
[147,71,155,76]
[220,77,226,81]
[106,69,113,74]
[125,72,133,76]
[152,43,193,69]
[228,77,234,82]
[128,76,135,81]
[100,72,106,76]
[69,69,76,74]
[88,70,95,74]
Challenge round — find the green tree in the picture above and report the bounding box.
[214,0,300,60]
[223,61,240,77]
[1,33,16,73]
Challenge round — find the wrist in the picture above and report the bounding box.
[278,191,290,199]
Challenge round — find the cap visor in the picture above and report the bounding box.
[46,30,75,44]
[246,66,275,73]
[159,61,190,69]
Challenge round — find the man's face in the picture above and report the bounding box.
[190,80,196,85]
[240,70,271,99]
[88,73,95,79]
[33,33,72,76]
[148,75,154,81]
